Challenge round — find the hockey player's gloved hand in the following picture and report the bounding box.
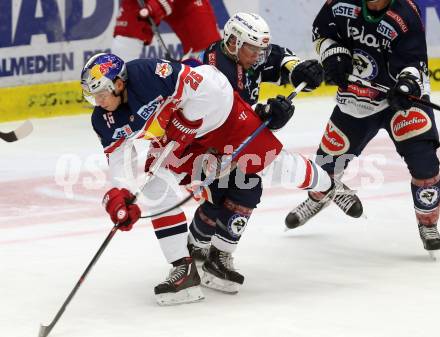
[103,188,141,231]
[255,95,295,131]
[138,0,174,23]
[161,109,202,158]
[388,72,422,111]
[290,59,324,91]
[321,44,353,89]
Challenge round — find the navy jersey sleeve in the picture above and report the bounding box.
[126,59,181,102]
[312,1,341,44]
[259,44,298,85]
[388,2,428,78]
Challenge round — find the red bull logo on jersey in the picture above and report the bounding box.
[155,62,173,78]
[320,120,350,156]
[391,107,431,142]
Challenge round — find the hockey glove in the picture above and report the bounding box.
[255,95,295,131]
[103,188,141,231]
[290,59,324,91]
[138,0,174,23]
[161,109,202,159]
[321,44,353,89]
[388,72,422,111]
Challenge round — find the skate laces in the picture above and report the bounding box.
[165,263,188,284]
[326,180,357,212]
[194,246,209,258]
[295,198,324,220]
[419,225,440,240]
[218,251,235,270]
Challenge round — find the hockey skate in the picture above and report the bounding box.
[418,224,440,260]
[285,180,363,230]
[154,257,205,305]
[188,243,209,265]
[201,246,244,294]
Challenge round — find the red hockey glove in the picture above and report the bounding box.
[138,0,174,23]
[160,109,202,159]
[102,188,141,231]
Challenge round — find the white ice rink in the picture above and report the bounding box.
[1,94,440,337]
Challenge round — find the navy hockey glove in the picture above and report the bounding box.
[388,72,422,111]
[290,59,324,91]
[255,95,295,131]
[321,44,353,89]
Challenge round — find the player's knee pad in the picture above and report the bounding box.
[411,175,440,225]
[404,146,439,180]
[189,203,218,245]
[228,172,263,209]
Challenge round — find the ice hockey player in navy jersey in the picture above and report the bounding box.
[286,0,440,256]
[81,52,363,300]
[187,12,363,283]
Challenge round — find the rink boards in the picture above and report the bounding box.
[0,57,439,123]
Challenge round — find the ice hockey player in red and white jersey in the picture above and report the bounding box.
[112,0,221,61]
[186,12,364,292]
[81,52,363,303]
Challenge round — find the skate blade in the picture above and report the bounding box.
[155,285,204,306]
[428,250,438,261]
[201,272,241,294]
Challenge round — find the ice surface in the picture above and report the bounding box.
[1,94,440,337]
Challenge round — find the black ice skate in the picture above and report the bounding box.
[154,257,204,305]
[188,243,209,264]
[201,246,244,294]
[418,224,440,260]
[285,180,363,230]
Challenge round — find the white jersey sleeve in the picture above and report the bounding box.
[179,65,234,137]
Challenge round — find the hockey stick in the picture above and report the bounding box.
[136,0,175,61]
[0,120,33,142]
[38,141,175,337]
[347,74,440,111]
[139,82,308,219]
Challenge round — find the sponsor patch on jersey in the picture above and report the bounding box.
[386,10,408,33]
[137,95,164,121]
[332,3,361,19]
[208,52,216,66]
[320,120,350,155]
[227,214,249,238]
[346,83,380,100]
[155,62,173,78]
[377,20,398,40]
[390,107,432,142]
[416,186,440,208]
[352,49,378,80]
[112,124,134,139]
[237,64,244,90]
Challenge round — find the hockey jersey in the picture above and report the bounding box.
[313,0,430,117]
[91,58,233,186]
[199,41,298,105]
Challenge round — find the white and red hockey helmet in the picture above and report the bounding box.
[223,12,271,58]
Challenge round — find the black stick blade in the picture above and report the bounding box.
[0,120,33,142]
